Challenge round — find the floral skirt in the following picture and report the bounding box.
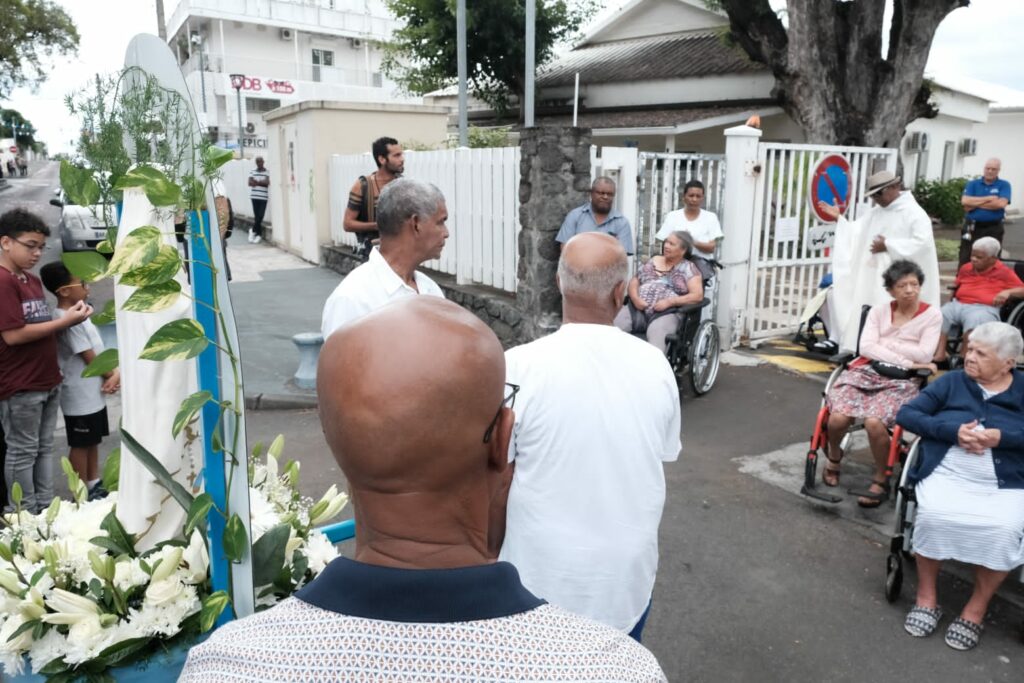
[825,364,920,427]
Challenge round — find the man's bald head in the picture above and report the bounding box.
[317,297,506,493]
[558,232,628,302]
[983,158,1002,183]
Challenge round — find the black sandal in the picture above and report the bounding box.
[850,479,890,508]
[822,450,843,488]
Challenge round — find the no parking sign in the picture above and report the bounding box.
[809,154,851,222]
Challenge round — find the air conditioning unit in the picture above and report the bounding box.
[245,122,256,134]
[958,138,978,156]
[280,28,293,41]
[906,131,930,152]
[349,38,363,49]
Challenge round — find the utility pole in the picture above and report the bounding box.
[524,0,535,127]
[456,0,468,147]
[156,0,166,41]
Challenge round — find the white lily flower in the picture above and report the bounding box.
[21,538,43,563]
[309,486,348,526]
[42,588,101,624]
[0,614,33,653]
[181,531,209,584]
[0,568,23,596]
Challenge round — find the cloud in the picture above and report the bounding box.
[1,0,159,154]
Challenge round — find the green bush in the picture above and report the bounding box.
[934,238,960,262]
[913,177,968,227]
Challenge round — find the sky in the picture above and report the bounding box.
[4,0,1024,155]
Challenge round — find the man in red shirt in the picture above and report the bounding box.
[934,236,1024,365]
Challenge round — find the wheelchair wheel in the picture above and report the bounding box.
[885,552,903,603]
[688,320,720,395]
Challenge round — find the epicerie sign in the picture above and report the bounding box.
[234,76,296,95]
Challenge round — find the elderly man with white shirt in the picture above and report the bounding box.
[321,177,448,337]
[498,232,681,643]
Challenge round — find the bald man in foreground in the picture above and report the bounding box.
[180,296,667,682]
[500,233,682,642]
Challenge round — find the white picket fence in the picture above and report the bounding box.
[328,147,521,292]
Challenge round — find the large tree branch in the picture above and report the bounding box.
[718,0,788,70]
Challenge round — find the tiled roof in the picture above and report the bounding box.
[537,104,772,131]
[538,30,765,87]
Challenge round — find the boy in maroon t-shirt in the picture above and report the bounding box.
[0,209,92,512]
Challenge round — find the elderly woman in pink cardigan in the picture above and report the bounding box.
[822,260,942,507]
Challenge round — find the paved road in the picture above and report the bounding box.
[4,163,1023,681]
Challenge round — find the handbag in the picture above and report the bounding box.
[869,360,914,380]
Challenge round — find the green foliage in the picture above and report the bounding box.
[61,250,108,284]
[199,592,230,632]
[101,447,120,492]
[935,238,960,262]
[173,391,213,439]
[106,226,162,276]
[0,0,79,97]
[81,348,118,378]
[913,177,968,227]
[119,245,182,287]
[121,280,182,313]
[119,427,195,513]
[382,0,597,115]
[222,514,248,563]
[59,160,100,207]
[0,107,37,147]
[184,493,215,538]
[139,319,208,361]
[114,164,182,207]
[466,126,513,148]
[251,524,291,586]
[90,299,117,326]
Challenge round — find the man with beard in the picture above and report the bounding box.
[556,176,634,255]
[344,136,405,260]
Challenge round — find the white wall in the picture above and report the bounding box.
[902,113,979,184]
[586,0,724,43]
[963,108,1023,215]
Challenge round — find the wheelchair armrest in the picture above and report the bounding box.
[676,298,711,315]
[914,368,933,378]
[829,352,855,365]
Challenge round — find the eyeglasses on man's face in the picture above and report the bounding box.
[12,238,46,254]
[483,383,520,444]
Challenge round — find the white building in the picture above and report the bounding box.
[165,0,418,153]
[531,0,993,184]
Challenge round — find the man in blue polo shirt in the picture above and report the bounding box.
[180,297,667,683]
[960,157,1011,265]
[557,176,635,255]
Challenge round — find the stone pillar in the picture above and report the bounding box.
[517,126,592,341]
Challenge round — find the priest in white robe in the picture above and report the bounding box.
[817,170,940,353]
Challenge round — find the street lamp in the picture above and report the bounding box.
[229,73,245,159]
[191,33,207,113]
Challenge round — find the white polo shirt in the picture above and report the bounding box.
[500,324,681,632]
[321,247,445,337]
[656,209,723,259]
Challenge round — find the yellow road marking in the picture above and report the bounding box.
[758,354,834,375]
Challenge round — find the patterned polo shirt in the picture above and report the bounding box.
[179,557,667,682]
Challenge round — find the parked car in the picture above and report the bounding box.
[49,189,115,252]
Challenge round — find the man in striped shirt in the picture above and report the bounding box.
[247,156,270,244]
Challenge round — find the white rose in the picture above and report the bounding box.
[145,577,183,607]
[67,616,104,648]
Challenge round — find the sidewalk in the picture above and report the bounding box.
[226,232,341,409]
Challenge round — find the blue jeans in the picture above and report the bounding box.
[628,599,652,643]
[0,387,60,513]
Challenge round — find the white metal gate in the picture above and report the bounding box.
[635,152,726,259]
[747,142,898,341]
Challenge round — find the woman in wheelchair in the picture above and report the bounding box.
[822,260,941,506]
[613,230,703,352]
[895,322,1024,650]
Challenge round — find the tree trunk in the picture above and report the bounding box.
[719,0,969,147]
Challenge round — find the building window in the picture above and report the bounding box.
[312,49,334,82]
[247,98,282,113]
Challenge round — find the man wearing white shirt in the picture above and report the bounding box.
[321,178,448,337]
[655,179,722,259]
[498,233,681,642]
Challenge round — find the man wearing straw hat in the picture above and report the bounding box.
[817,170,940,353]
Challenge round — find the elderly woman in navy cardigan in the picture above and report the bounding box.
[896,321,1024,651]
